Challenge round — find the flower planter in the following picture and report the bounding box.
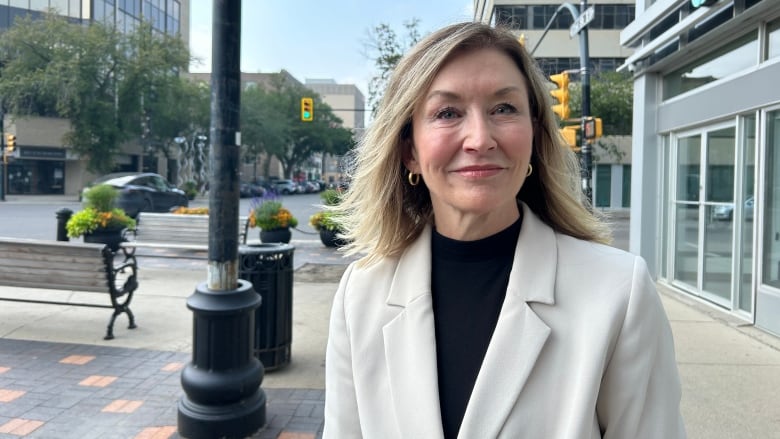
[260,228,292,244]
[84,227,126,251]
[319,229,346,248]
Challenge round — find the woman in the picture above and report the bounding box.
[324,22,685,438]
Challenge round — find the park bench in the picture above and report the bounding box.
[0,237,138,340]
[121,212,250,254]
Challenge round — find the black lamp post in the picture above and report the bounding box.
[177,1,267,437]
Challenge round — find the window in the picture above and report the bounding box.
[663,31,758,100]
[768,18,780,61]
[762,110,780,289]
[495,4,632,31]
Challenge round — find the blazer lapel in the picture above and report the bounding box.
[458,204,557,438]
[382,227,445,439]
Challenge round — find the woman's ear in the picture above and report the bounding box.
[401,138,419,173]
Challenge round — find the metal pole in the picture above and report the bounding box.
[579,0,593,204]
[1,110,5,202]
[178,1,266,437]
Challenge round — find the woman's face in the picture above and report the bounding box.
[407,48,534,234]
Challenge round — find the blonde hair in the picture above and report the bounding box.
[335,22,611,265]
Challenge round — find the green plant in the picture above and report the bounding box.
[309,189,343,232]
[66,208,136,238]
[181,181,198,200]
[320,188,342,206]
[248,198,298,231]
[66,184,136,238]
[309,211,340,232]
[84,184,119,211]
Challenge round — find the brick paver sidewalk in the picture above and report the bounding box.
[0,338,323,439]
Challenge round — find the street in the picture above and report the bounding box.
[0,192,327,243]
[0,193,631,251]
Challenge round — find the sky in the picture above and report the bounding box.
[189,1,475,98]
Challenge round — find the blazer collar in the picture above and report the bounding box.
[382,203,557,438]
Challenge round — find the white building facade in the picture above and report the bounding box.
[474,0,636,209]
[621,0,780,335]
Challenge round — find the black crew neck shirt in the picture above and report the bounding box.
[431,217,522,438]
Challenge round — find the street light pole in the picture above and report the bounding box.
[578,0,593,204]
[177,1,266,437]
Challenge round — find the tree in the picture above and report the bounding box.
[240,74,355,179]
[568,71,633,135]
[567,71,633,163]
[363,19,422,116]
[0,14,192,173]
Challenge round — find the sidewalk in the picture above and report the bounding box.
[1,245,780,437]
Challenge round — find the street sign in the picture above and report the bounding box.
[570,5,595,38]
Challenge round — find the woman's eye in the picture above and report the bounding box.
[434,107,459,119]
[494,103,517,114]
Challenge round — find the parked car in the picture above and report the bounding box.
[240,182,266,198]
[712,196,754,221]
[81,172,188,218]
[270,179,297,195]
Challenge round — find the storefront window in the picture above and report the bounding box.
[663,31,758,100]
[762,110,780,289]
[595,164,611,208]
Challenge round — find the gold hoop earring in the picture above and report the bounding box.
[526,164,533,177]
[408,172,420,186]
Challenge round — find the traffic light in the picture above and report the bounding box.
[583,117,603,139]
[549,72,570,121]
[301,97,314,122]
[6,134,16,153]
[560,126,580,152]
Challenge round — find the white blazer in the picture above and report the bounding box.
[324,204,686,439]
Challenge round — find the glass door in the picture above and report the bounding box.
[702,126,735,305]
[670,120,755,313]
[673,134,701,290]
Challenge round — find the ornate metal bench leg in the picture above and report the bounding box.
[125,306,137,329]
[104,311,118,340]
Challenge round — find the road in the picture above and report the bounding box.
[0,193,630,251]
[0,192,326,242]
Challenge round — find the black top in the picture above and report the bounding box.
[431,217,522,438]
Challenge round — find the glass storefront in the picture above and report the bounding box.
[5,159,65,195]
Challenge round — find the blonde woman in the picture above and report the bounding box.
[324,22,685,439]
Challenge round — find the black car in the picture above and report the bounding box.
[82,172,188,218]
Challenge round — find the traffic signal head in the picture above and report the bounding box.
[301,97,314,122]
[583,117,603,139]
[6,134,16,152]
[549,72,570,121]
[560,126,580,152]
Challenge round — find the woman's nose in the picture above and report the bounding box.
[462,114,497,152]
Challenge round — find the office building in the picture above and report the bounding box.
[621,0,780,336]
[1,0,189,196]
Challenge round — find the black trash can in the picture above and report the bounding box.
[239,243,295,371]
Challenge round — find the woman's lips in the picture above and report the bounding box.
[453,165,503,178]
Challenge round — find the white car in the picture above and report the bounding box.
[713,196,754,221]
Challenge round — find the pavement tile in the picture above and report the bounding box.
[0,390,25,403]
[0,418,44,435]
